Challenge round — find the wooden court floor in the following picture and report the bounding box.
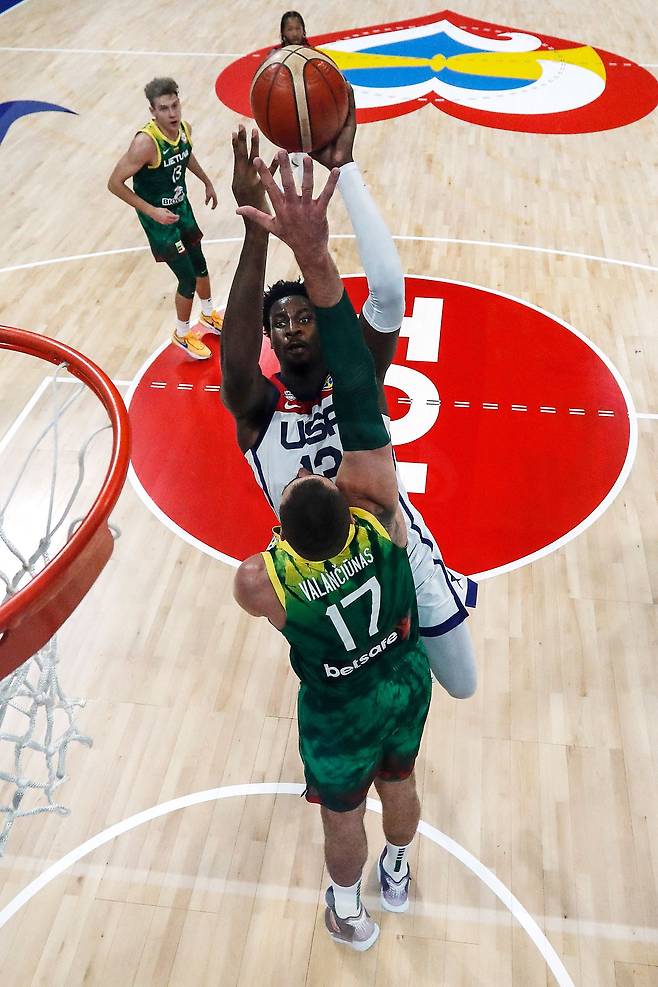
[0,1,656,984]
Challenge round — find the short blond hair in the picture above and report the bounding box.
[144,77,179,106]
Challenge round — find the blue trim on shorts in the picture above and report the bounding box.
[437,557,469,607]
[397,487,474,631]
[398,491,438,556]
[418,558,469,635]
[420,608,468,636]
[432,558,478,608]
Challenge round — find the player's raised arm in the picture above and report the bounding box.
[311,84,404,398]
[221,127,277,451]
[239,152,401,532]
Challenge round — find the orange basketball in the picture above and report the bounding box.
[250,45,349,153]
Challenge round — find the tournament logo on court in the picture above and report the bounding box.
[0,100,76,147]
[127,277,635,579]
[216,10,657,134]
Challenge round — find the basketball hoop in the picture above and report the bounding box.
[0,326,130,678]
[0,325,130,853]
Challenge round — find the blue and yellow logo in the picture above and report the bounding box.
[216,10,658,134]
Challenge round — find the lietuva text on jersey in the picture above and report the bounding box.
[132,120,193,211]
[162,149,189,169]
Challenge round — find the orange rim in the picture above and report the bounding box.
[0,326,131,669]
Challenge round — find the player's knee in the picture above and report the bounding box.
[424,626,478,699]
[188,243,208,278]
[441,673,477,700]
[176,273,196,299]
[432,661,477,699]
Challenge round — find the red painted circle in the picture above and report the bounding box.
[128,277,632,576]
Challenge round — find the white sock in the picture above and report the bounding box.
[200,297,214,316]
[175,319,190,338]
[332,877,361,918]
[383,842,410,880]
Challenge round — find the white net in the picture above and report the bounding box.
[0,638,91,854]
[0,362,116,855]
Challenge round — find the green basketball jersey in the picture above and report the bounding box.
[132,120,193,210]
[263,508,420,696]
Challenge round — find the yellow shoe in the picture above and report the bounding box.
[199,308,224,335]
[171,329,211,360]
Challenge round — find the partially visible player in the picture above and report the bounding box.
[234,153,432,950]
[221,96,478,700]
[279,10,307,47]
[108,77,223,360]
[274,11,309,176]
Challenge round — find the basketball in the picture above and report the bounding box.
[250,45,349,153]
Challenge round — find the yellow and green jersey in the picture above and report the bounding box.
[263,508,420,696]
[132,120,193,210]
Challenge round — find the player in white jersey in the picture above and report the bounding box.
[244,369,477,635]
[221,93,477,699]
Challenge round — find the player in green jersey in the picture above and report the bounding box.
[234,153,432,951]
[108,77,223,360]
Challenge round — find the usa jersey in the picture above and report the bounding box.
[245,374,477,635]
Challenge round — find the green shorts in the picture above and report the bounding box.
[137,197,202,262]
[298,643,431,813]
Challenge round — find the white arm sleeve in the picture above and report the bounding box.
[337,161,404,333]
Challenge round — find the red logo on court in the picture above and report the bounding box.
[127,277,634,577]
[216,10,657,134]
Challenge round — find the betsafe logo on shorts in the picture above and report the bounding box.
[324,629,400,679]
[216,10,657,134]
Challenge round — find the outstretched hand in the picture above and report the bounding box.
[231,125,278,214]
[236,151,339,265]
[310,82,356,170]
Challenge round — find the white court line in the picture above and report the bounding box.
[0,44,655,69]
[3,850,653,945]
[0,234,656,276]
[0,374,131,450]
[0,377,50,454]
[24,374,656,416]
[386,235,658,274]
[0,45,242,56]
[0,782,576,987]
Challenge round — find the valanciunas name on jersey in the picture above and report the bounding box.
[297,548,374,602]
